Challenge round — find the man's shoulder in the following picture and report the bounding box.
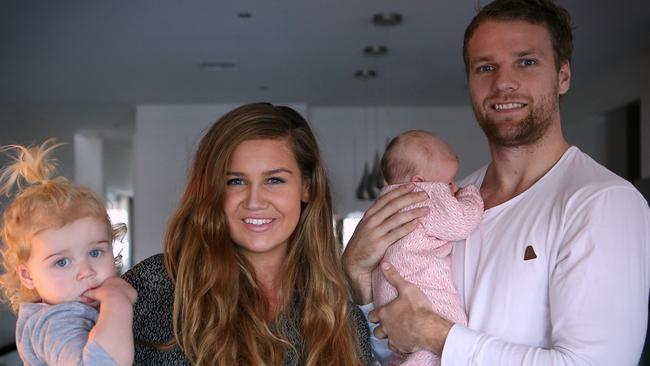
[556,147,636,195]
[534,147,648,218]
[459,147,643,204]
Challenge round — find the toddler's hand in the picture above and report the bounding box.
[84,277,137,306]
[85,277,137,366]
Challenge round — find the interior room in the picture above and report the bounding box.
[1,0,649,364]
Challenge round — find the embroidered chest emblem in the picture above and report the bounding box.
[524,245,537,261]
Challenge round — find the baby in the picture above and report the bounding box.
[0,140,137,366]
[371,130,483,366]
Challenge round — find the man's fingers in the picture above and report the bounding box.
[383,206,427,230]
[376,190,428,223]
[365,205,428,247]
[367,189,427,226]
[350,206,427,263]
[365,183,415,217]
[348,191,428,253]
[381,262,408,290]
[383,207,427,239]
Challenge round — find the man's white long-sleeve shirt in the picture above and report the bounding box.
[366,146,650,365]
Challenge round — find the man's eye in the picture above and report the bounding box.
[55,258,71,268]
[476,64,495,73]
[520,58,537,66]
[226,178,245,186]
[89,249,103,258]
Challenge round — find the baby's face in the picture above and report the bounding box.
[17,216,116,307]
[419,155,459,193]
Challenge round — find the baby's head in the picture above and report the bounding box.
[0,140,123,312]
[381,130,459,191]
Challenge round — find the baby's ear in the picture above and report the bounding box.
[411,175,425,183]
[16,264,35,289]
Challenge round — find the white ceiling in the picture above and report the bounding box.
[2,0,649,106]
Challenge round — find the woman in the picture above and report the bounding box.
[123,103,374,365]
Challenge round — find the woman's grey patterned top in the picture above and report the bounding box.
[122,254,375,365]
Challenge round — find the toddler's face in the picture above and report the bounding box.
[17,216,116,307]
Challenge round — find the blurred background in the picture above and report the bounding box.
[1,0,649,364]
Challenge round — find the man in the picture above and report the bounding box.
[342,0,650,365]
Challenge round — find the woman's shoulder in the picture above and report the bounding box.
[122,254,181,357]
[121,254,175,327]
[348,303,375,366]
[122,254,171,289]
[348,303,367,326]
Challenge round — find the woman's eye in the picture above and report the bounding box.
[267,177,285,184]
[226,178,245,186]
[89,249,103,258]
[54,258,71,268]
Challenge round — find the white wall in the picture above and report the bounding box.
[104,140,134,195]
[74,134,104,197]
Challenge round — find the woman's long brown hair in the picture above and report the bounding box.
[164,103,362,365]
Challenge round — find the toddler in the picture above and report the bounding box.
[0,140,137,366]
[372,130,483,366]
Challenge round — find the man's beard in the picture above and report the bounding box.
[474,90,559,148]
